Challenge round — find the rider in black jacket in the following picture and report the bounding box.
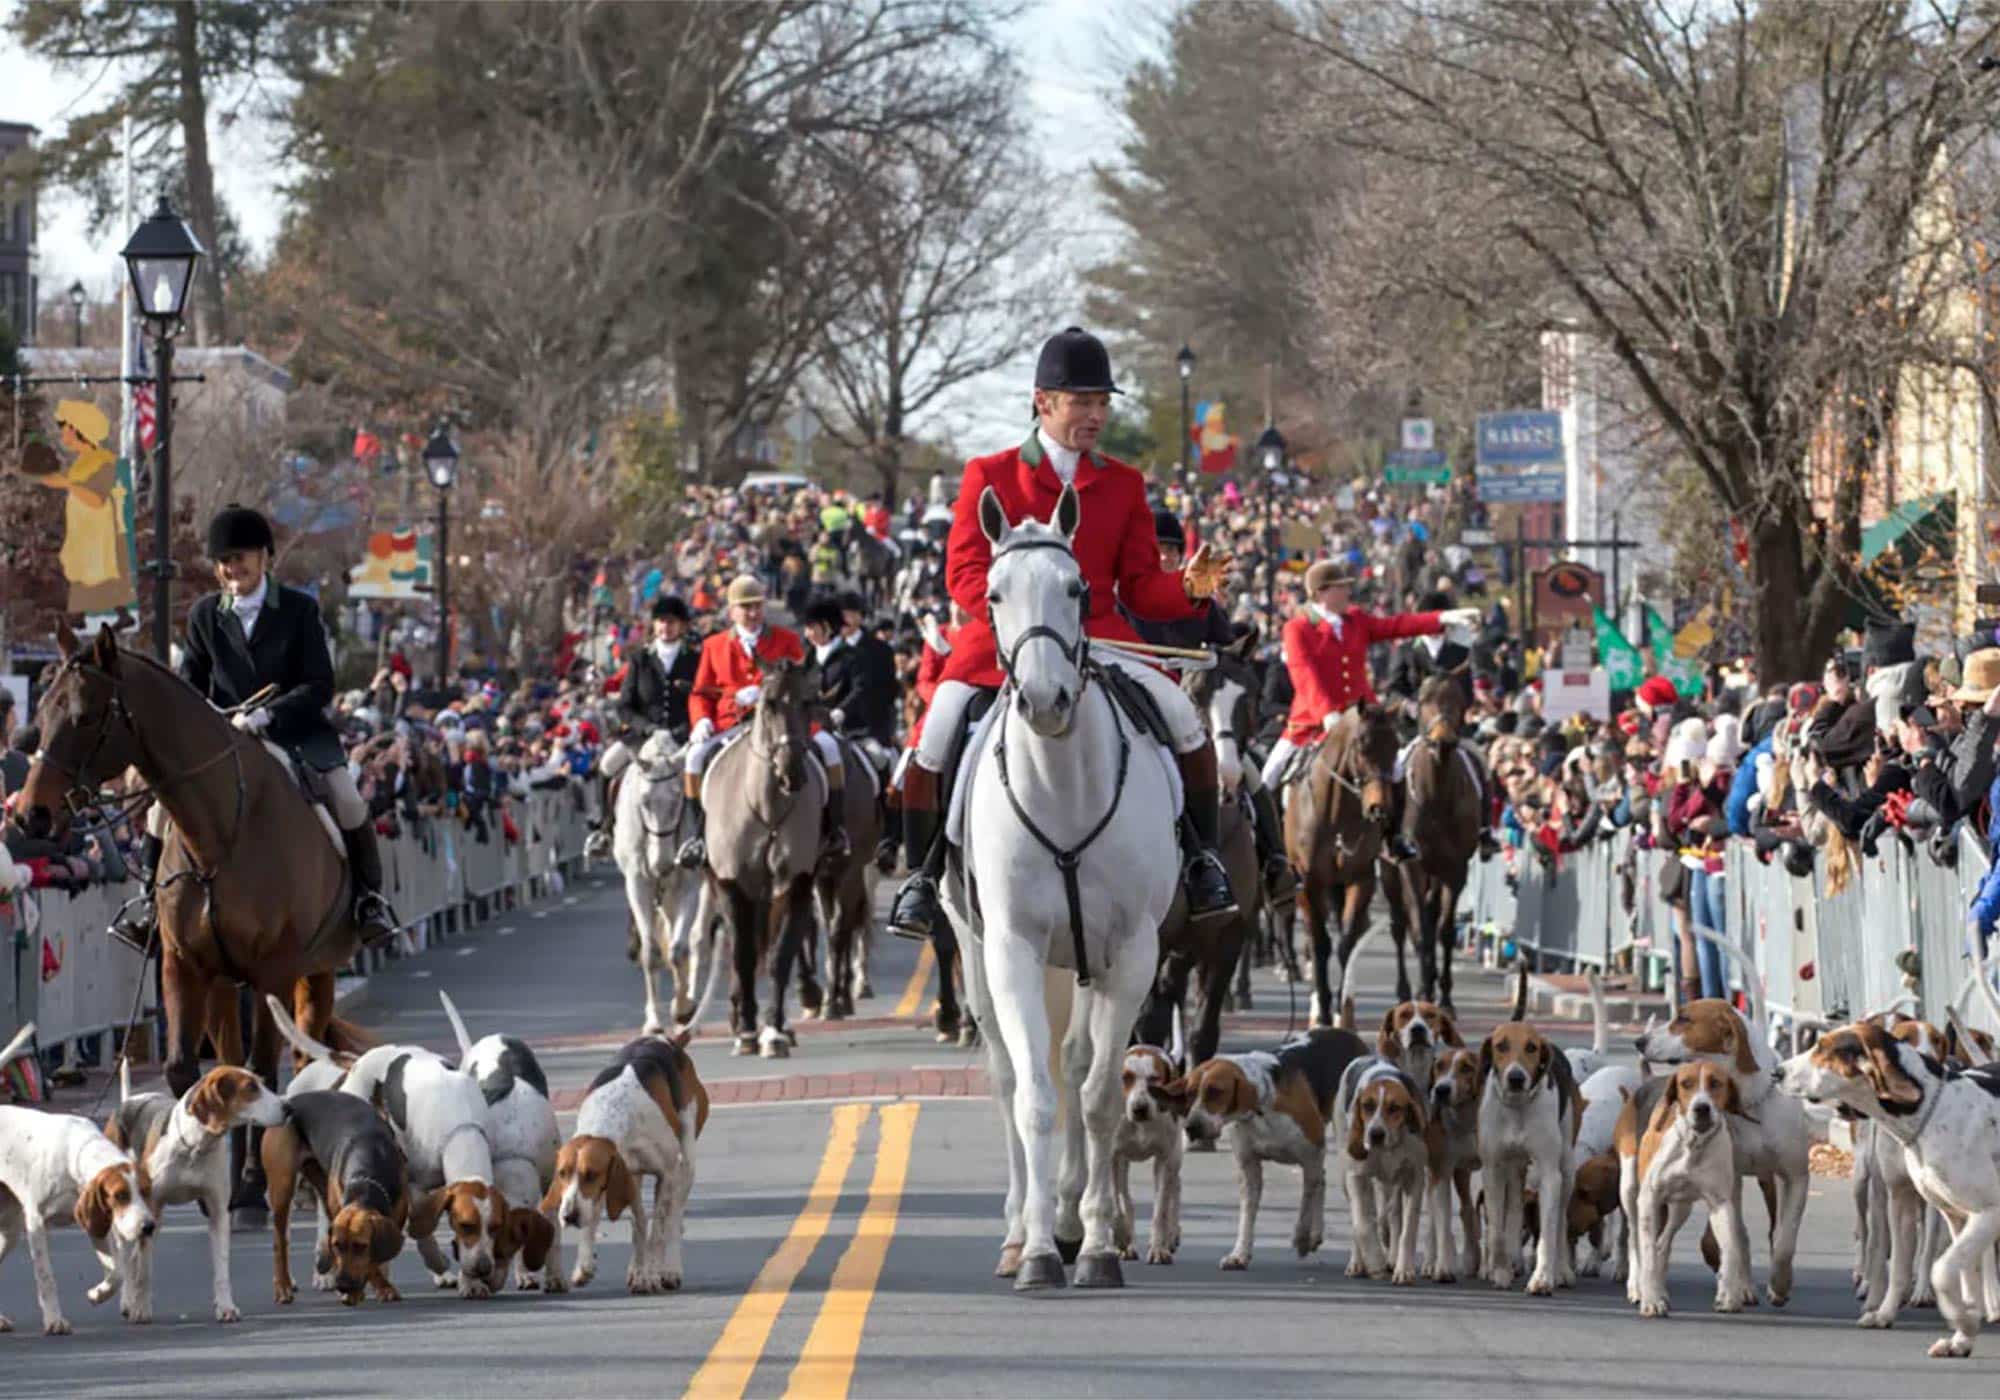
[113,505,397,950]
[588,594,700,855]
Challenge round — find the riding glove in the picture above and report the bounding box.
[232,706,272,734]
[734,685,762,707]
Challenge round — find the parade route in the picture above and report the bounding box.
[5,866,1997,1398]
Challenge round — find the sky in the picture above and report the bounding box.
[0,0,1166,453]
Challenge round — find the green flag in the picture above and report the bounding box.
[1593,606,1645,691]
[1643,603,1705,698]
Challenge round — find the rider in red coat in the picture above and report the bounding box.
[888,327,1237,939]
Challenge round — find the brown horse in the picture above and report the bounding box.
[17,625,369,1215]
[1280,704,1401,1028]
[1390,676,1484,1014]
[807,734,884,1022]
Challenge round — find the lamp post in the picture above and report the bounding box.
[1176,343,1197,498]
[66,280,85,348]
[423,426,460,692]
[119,197,205,663]
[1256,423,1287,619]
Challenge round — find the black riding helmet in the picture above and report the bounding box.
[651,594,691,623]
[207,503,275,558]
[804,596,845,631]
[1153,509,1185,553]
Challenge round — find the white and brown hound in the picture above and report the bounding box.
[1477,1019,1580,1294]
[1341,1061,1428,1284]
[263,1090,408,1307]
[547,1036,708,1294]
[1112,1044,1184,1265]
[102,1063,286,1323]
[0,1103,155,1334]
[440,991,562,1291]
[1782,1020,2000,1359]
[1618,1061,1750,1318]
[1425,1043,1483,1282]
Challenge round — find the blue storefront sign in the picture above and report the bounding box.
[1475,410,1565,503]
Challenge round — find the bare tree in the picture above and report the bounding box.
[1285,0,2000,679]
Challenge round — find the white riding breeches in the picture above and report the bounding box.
[1260,737,1301,791]
[147,761,366,836]
[599,738,633,780]
[688,725,843,779]
[914,654,1208,773]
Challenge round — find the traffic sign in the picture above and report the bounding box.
[1400,418,1435,452]
[1385,448,1449,485]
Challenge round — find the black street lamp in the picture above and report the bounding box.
[66,280,85,348]
[1176,343,1197,496]
[119,197,204,663]
[1255,423,1287,618]
[423,426,460,692]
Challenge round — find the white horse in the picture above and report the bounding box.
[946,484,1180,1292]
[614,731,704,1036]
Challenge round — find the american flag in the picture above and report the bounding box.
[133,338,158,452]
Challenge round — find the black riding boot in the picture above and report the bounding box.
[675,776,707,869]
[586,771,619,856]
[1178,747,1239,923]
[888,765,946,940]
[108,833,164,954]
[875,798,902,875]
[819,778,851,873]
[1385,781,1420,863]
[342,822,400,948]
[1249,784,1298,902]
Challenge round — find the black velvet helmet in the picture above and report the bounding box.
[650,594,690,622]
[1152,509,1185,551]
[206,503,275,558]
[1034,326,1121,394]
[804,596,845,630]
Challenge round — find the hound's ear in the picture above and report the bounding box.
[1377,1008,1400,1062]
[1403,1083,1428,1136]
[1723,1074,1746,1118]
[507,1207,555,1272]
[1053,482,1081,541]
[1945,1021,1967,1067]
[1726,1014,1761,1077]
[1860,1035,1924,1107]
[74,1176,113,1240]
[1345,1093,1370,1162]
[1441,1013,1465,1048]
[56,622,79,659]
[1157,1076,1192,1111]
[408,1186,447,1239]
[538,1167,564,1216]
[369,1212,404,1265]
[978,486,1010,547]
[604,1152,636,1223]
[92,622,119,671]
[1476,1036,1494,1088]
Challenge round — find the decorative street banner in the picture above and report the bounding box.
[1593,605,1646,690]
[348,526,436,599]
[1191,400,1239,474]
[1475,409,1565,503]
[18,400,141,615]
[1644,602,1707,697]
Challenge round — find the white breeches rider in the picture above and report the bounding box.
[147,762,367,835]
[913,651,1208,773]
[687,724,843,780]
[1260,737,1303,791]
[599,738,634,780]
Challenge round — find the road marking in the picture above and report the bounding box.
[782,1102,920,1400]
[684,1103,871,1400]
[891,941,934,1018]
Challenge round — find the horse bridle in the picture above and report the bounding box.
[630,752,684,841]
[745,694,810,829]
[989,537,1091,685]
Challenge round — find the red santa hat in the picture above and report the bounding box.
[1634,675,1679,714]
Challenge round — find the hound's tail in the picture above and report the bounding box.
[1509,961,1529,1023]
[1586,969,1607,1057]
[439,990,476,1061]
[0,1021,35,1072]
[266,995,340,1064]
[119,1055,131,1106]
[1946,1006,1994,1067]
[1337,995,1357,1032]
[1976,947,2000,1044]
[1691,926,1768,1028]
[1167,1002,1187,1075]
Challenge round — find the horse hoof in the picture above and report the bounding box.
[672,1001,696,1024]
[732,1035,757,1057]
[858,980,875,999]
[1014,1254,1068,1292]
[1054,1234,1083,1265]
[760,1038,791,1060]
[1186,1136,1217,1154]
[1072,1253,1124,1289]
[958,1025,980,1050]
[996,1244,1024,1278]
[230,1206,269,1233]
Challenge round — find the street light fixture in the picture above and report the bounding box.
[1255,423,1287,617]
[422,425,460,692]
[1175,343,1197,499]
[119,196,204,663]
[65,280,85,348]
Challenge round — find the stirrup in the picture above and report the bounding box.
[1262,857,1299,903]
[888,874,942,940]
[675,837,707,871]
[1184,851,1238,923]
[354,893,400,948]
[107,898,155,956]
[585,828,613,858]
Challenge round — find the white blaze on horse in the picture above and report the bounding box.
[612,731,704,1037]
[947,484,1180,1292]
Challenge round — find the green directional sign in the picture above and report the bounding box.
[1385,449,1450,485]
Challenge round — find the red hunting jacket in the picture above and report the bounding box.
[689,625,805,733]
[941,432,1197,690]
[1281,607,1443,743]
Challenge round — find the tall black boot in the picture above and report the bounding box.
[819,777,851,873]
[1385,780,1420,863]
[108,833,163,954]
[675,775,707,869]
[586,770,619,857]
[1178,747,1238,923]
[342,822,399,948]
[1249,784,1298,902]
[875,797,901,875]
[888,766,946,939]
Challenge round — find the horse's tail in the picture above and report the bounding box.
[1586,969,1607,1057]
[266,994,339,1064]
[673,894,730,1048]
[0,1020,35,1072]
[1509,961,1529,1022]
[439,990,476,1061]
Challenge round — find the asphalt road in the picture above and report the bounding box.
[5,863,1997,1397]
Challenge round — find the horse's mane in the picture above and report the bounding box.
[1417,673,1467,711]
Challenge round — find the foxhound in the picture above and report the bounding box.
[102,1063,286,1323]
[1171,1028,1368,1271]
[263,1090,408,1306]
[1782,1020,2000,1359]
[1425,1043,1483,1282]
[547,1036,708,1294]
[1477,1019,1580,1294]
[1618,1061,1750,1318]
[0,1103,155,1334]
[1112,1044,1185,1265]
[1340,1061,1428,1284]
[440,992,563,1291]
[1375,999,1461,1093]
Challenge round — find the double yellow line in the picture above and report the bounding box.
[685,1102,920,1400]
